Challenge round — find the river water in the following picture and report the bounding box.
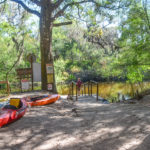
[57,81,150,101]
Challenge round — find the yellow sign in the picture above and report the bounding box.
[47,74,53,83]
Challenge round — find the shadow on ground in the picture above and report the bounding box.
[1,96,150,150]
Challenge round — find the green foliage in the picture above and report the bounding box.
[0,0,150,88]
[0,4,40,82]
[115,1,150,83]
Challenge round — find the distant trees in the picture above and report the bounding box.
[84,27,120,56]
[116,0,150,83]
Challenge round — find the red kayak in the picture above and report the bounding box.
[26,94,60,106]
[0,98,27,128]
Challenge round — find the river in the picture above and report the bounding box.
[57,81,150,101]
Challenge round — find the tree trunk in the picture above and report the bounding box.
[40,1,57,92]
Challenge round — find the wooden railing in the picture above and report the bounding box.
[69,80,99,101]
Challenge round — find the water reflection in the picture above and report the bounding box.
[57,82,150,101]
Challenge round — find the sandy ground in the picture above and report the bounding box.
[1,94,150,150]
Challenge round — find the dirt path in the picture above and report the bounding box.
[1,95,150,150]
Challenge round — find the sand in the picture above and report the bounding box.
[0,93,150,150]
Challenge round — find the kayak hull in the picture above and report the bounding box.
[0,98,27,128]
[27,94,60,106]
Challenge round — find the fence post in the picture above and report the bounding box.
[6,81,10,96]
[97,83,99,101]
[84,84,86,96]
[88,82,90,96]
[76,85,78,101]
[91,82,92,96]
[72,82,73,97]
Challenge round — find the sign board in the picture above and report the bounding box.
[0,81,8,84]
[16,68,32,76]
[47,74,53,83]
[33,63,41,82]
[21,79,29,90]
[47,84,52,90]
[27,54,36,63]
[46,64,53,74]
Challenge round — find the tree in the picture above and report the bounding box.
[0,4,34,82]
[0,0,131,92]
[113,0,150,83]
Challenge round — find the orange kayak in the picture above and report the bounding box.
[26,94,60,107]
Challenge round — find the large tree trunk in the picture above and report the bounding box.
[40,0,57,92]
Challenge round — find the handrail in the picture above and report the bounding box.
[90,80,98,84]
[68,80,99,101]
[71,81,77,85]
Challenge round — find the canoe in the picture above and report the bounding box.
[0,98,27,128]
[26,94,60,106]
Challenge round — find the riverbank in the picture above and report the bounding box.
[1,94,150,150]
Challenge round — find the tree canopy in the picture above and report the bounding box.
[0,0,149,93]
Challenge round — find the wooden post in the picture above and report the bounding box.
[97,83,99,101]
[72,82,73,96]
[91,82,92,96]
[88,82,90,96]
[6,81,10,96]
[20,78,22,92]
[84,84,86,96]
[76,85,78,101]
[31,57,34,91]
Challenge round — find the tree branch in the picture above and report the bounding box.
[30,0,41,6]
[6,36,25,80]
[11,0,40,17]
[53,0,124,20]
[53,21,72,27]
[53,0,64,10]
[0,0,6,4]
[53,0,92,20]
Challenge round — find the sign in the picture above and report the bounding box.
[0,81,8,84]
[47,84,52,90]
[27,54,36,63]
[33,63,41,82]
[16,68,32,76]
[47,74,53,83]
[21,79,29,90]
[46,64,53,74]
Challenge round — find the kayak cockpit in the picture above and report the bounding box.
[29,95,49,102]
[2,98,23,110]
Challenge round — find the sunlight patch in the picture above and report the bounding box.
[118,139,142,150]
[36,135,77,150]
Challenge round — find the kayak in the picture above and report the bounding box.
[0,98,27,128]
[26,94,60,107]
